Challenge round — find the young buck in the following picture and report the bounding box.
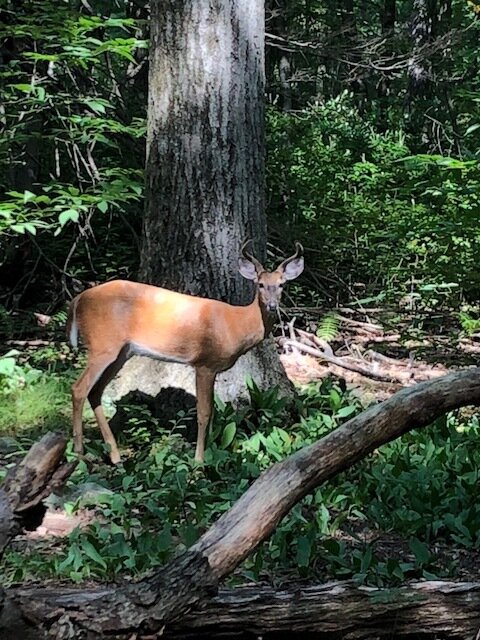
[67,240,304,463]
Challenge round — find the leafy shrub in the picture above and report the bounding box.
[267,95,480,302]
[0,349,72,434]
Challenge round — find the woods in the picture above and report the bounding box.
[1,0,480,638]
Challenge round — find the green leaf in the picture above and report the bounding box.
[81,540,107,568]
[122,475,135,491]
[336,405,357,419]
[465,123,480,136]
[10,83,32,93]
[23,223,37,235]
[409,538,431,565]
[59,209,80,227]
[157,526,173,552]
[11,224,27,234]
[0,357,16,376]
[220,422,236,449]
[36,86,46,102]
[296,535,312,567]
[84,98,109,114]
[23,190,36,203]
[97,200,109,213]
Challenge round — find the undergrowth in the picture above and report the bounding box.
[1,362,479,589]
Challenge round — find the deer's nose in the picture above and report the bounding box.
[267,302,277,312]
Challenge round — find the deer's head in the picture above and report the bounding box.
[239,240,304,313]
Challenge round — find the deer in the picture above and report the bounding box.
[66,240,304,464]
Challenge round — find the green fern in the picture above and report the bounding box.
[52,309,68,326]
[316,312,340,341]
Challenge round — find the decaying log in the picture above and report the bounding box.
[4,579,480,639]
[0,432,77,556]
[3,369,480,638]
[168,580,480,639]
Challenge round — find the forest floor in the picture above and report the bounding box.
[5,305,480,600]
[277,304,480,585]
[280,305,479,402]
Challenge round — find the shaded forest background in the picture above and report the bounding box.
[1,0,480,331]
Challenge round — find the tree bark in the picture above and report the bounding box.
[148,580,480,639]
[109,0,292,409]
[0,432,77,557]
[141,0,266,298]
[3,580,480,639]
[266,0,293,111]
[407,0,436,98]
[3,368,480,637]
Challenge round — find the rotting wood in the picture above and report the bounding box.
[0,432,77,557]
[2,369,480,638]
[165,580,480,639]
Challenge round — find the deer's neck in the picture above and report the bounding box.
[249,292,275,337]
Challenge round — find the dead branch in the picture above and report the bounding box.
[281,337,407,383]
[295,327,334,356]
[0,433,77,557]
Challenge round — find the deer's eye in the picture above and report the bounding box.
[258,283,265,289]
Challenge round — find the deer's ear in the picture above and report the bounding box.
[282,256,304,281]
[238,258,258,281]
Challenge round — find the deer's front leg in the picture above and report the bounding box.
[194,368,216,462]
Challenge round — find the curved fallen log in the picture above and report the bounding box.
[3,368,480,638]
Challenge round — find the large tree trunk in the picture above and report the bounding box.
[142,1,266,297]
[108,0,292,410]
[3,368,480,637]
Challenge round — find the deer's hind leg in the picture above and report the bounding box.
[87,346,129,464]
[72,347,125,463]
[194,367,216,462]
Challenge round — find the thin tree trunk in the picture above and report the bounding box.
[381,0,396,34]
[4,368,480,637]
[407,0,435,99]
[266,0,293,111]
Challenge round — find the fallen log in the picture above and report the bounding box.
[3,368,480,638]
[4,579,480,639]
[167,580,480,639]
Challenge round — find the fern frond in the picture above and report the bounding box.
[316,312,340,341]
